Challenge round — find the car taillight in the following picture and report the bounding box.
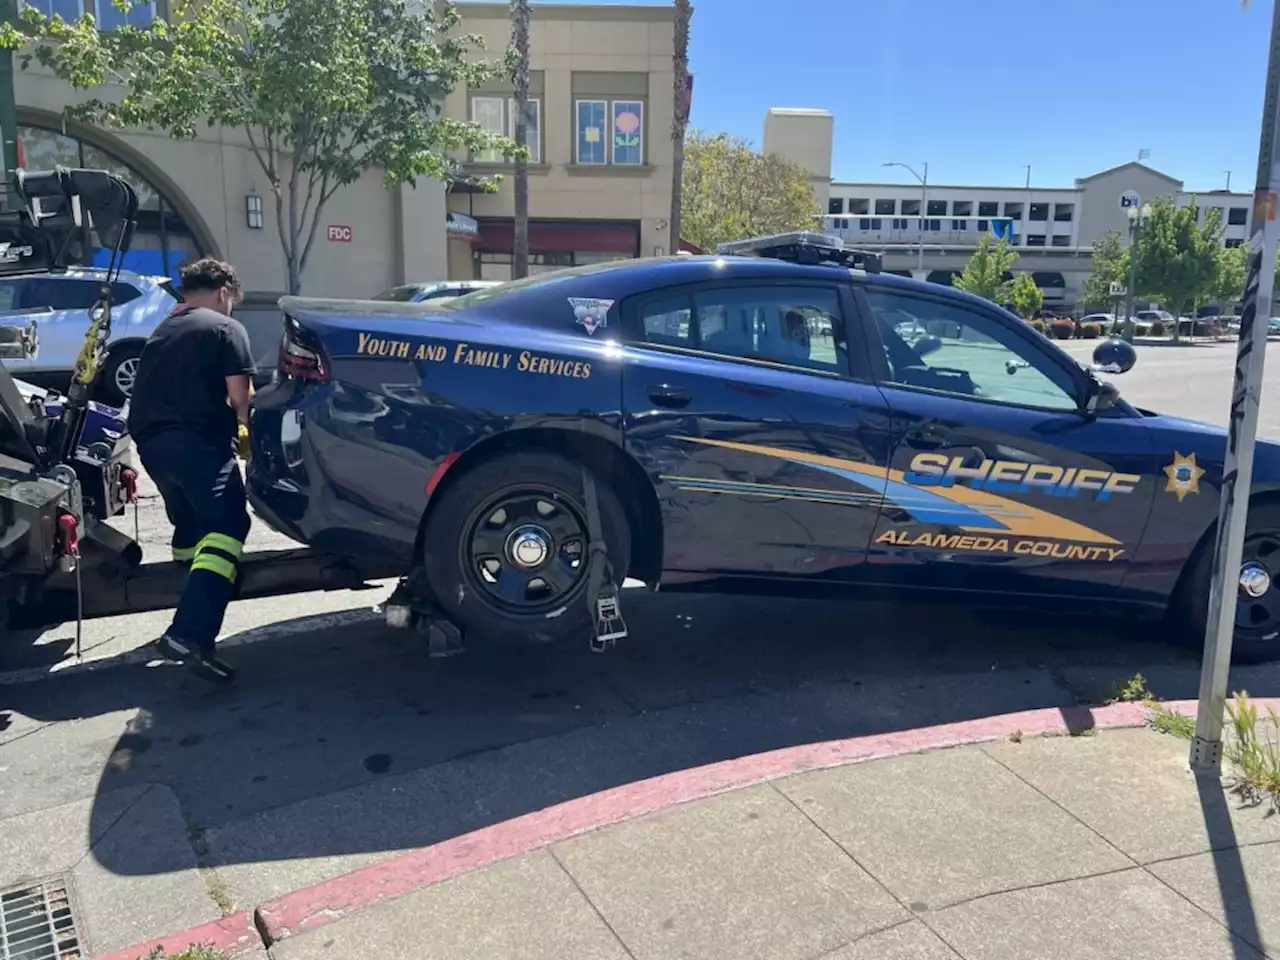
[278,324,329,382]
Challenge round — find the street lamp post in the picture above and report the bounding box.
[1122,202,1151,344]
[884,161,928,273]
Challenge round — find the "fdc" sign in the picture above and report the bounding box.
[327,224,353,243]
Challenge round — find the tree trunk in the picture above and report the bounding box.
[511,0,531,279]
[669,0,692,256]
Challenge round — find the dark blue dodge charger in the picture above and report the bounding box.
[247,236,1280,661]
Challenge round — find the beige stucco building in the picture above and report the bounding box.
[10,1,675,301]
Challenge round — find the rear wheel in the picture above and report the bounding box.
[421,451,631,645]
[1179,502,1280,664]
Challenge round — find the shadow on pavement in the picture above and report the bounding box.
[4,589,1279,883]
[1196,773,1267,958]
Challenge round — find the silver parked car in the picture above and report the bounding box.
[0,268,179,405]
[371,280,501,303]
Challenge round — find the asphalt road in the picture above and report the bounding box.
[4,338,1280,905]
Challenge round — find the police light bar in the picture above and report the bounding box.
[715,231,882,273]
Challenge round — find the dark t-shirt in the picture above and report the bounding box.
[126,305,254,448]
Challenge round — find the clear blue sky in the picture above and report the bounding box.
[538,0,1270,192]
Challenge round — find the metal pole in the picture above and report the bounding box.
[1189,0,1280,775]
[1123,213,1139,343]
[918,161,928,274]
[0,0,19,186]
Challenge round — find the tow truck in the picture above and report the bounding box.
[0,167,403,655]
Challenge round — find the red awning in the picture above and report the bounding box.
[476,219,640,255]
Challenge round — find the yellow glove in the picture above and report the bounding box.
[236,422,251,460]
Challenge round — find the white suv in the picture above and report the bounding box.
[0,268,178,405]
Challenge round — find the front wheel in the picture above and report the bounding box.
[1178,502,1280,664]
[98,342,144,408]
[421,451,631,646]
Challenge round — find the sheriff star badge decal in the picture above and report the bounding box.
[1164,452,1206,502]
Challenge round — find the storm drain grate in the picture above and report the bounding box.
[0,879,81,960]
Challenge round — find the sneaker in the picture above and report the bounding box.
[155,634,236,685]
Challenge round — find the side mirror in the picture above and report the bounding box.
[1085,378,1122,416]
[916,334,943,357]
[1091,337,1137,374]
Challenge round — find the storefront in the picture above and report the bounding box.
[466,218,641,281]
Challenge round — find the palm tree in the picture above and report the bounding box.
[511,0,531,279]
[669,0,693,256]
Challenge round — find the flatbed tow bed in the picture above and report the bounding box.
[1,167,414,650]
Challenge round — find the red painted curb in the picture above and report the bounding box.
[94,911,259,960]
[101,696,1277,957]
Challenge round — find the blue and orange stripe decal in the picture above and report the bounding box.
[666,437,1119,546]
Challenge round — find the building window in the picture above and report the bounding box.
[828,198,844,215]
[1026,234,1047,247]
[953,201,973,218]
[870,218,883,230]
[899,199,919,216]
[1051,235,1071,247]
[471,96,507,163]
[978,201,999,217]
[26,0,156,29]
[1225,238,1245,248]
[927,200,947,217]
[1029,203,1049,222]
[977,219,988,232]
[928,219,941,231]
[1229,207,1249,225]
[891,218,907,230]
[848,198,869,215]
[875,198,896,215]
[1011,233,1021,246]
[1003,202,1023,220]
[859,218,871,230]
[1053,203,1074,222]
[611,100,644,165]
[575,99,608,164]
[951,219,966,231]
[508,98,542,164]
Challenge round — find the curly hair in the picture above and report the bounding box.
[179,257,241,298]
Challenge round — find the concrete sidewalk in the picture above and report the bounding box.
[93,702,1280,960]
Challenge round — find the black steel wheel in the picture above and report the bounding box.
[1177,501,1280,664]
[423,450,631,645]
[462,490,588,615]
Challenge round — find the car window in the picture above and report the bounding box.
[25,278,101,311]
[0,280,21,312]
[110,282,142,306]
[692,285,846,373]
[372,284,425,302]
[639,295,693,348]
[864,289,1079,411]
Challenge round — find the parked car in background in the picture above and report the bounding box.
[0,268,178,405]
[371,280,501,304]
[1135,309,1175,328]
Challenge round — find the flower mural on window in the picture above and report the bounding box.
[612,101,643,165]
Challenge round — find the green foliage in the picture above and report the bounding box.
[1211,242,1248,309]
[952,235,1019,303]
[0,0,517,293]
[1081,230,1129,309]
[1026,318,1046,333]
[1225,691,1280,810]
[1006,271,1043,318]
[1132,199,1223,338]
[143,946,229,960]
[680,130,819,253]
[1147,704,1195,740]
[1107,672,1154,704]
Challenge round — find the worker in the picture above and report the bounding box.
[126,258,254,684]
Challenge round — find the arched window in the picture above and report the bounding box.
[16,124,206,282]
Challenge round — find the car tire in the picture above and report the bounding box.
[1175,501,1280,664]
[98,342,144,408]
[421,451,632,646]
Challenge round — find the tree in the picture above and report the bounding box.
[511,0,531,279]
[1007,272,1043,319]
[1080,230,1129,309]
[670,0,693,255]
[679,130,817,253]
[1132,198,1223,340]
[952,234,1018,303]
[1211,242,1248,313]
[1,0,518,294]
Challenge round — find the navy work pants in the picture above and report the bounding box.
[136,429,251,653]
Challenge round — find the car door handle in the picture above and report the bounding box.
[648,384,692,408]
